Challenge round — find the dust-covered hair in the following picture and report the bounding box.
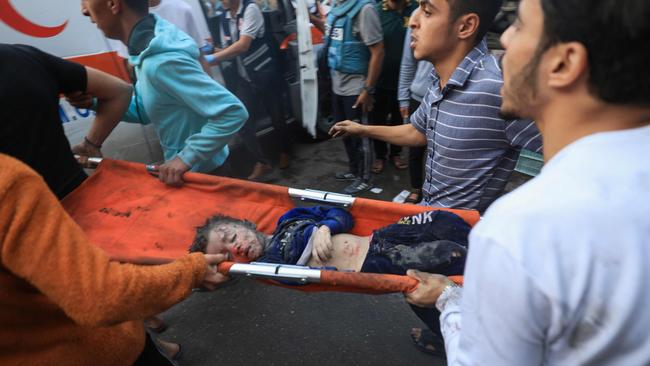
[188,215,267,253]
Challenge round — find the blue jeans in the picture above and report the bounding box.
[360,210,471,352]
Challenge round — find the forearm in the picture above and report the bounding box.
[310,14,325,33]
[86,92,131,145]
[365,43,384,88]
[84,67,133,143]
[360,123,426,146]
[437,286,464,365]
[177,105,247,167]
[212,37,251,63]
[398,36,415,108]
[1,170,207,327]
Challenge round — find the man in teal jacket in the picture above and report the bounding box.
[79,0,248,186]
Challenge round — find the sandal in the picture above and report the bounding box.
[404,189,422,204]
[392,155,409,170]
[410,328,446,358]
[371,159,385,174]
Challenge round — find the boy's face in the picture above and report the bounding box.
[499,0,547,120]
[81,0,120,40]
[409,0,456,62]
[205,224,264,263]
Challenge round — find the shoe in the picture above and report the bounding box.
[371,159,385,174]
[278,153,291,170]
[392,155,409,170]
[410,328,446,358]
[247,162,272,181]
[404,188,422,204]
[343,179,371,195]
[335,172,357,180]
[144,315,167,333]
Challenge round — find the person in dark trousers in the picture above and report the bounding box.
[326,0,385,195]
[370,0,417,175]
[397,26,434,204]
[206,0,293,180]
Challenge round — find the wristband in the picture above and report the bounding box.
[204,53,217,64]
[84,136,102,149]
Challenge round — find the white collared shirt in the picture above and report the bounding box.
[439,125,650,365]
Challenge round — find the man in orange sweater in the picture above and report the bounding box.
[0,153,229,365]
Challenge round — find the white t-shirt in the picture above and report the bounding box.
[110,0,205,58]
[439,124,650,365]
[220,1,266,81]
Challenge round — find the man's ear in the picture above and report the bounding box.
[108,0,121,15]
[546,42,589,89]
[456,13,479,41]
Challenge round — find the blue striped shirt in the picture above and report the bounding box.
[411,39,542,212]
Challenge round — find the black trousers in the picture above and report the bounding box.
[332,93,372,182]
[408,99,425,189]
[233,73,291,165]
[371,88,402,160]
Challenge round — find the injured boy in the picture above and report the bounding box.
[189,206,470,358]
[188,206,470,278]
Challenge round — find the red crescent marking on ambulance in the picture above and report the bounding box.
[0,0,68,38]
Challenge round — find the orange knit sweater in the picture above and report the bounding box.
[0,154,207,366]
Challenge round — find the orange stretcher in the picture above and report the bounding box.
[62,159,479,293]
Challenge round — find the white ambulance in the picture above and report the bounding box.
[0,0,317,163]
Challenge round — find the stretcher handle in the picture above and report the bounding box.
[73,155,103,169]
[145,164,159,175]
[74,155,157,175]
[216,262,464,292]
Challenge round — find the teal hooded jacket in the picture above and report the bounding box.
[123,15,247,172]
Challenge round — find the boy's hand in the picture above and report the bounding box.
[312,225,334,263]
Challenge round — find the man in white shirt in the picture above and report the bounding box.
[405,0,650,364]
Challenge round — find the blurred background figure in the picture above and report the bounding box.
[370,0,417,176]
[206,0,294,181]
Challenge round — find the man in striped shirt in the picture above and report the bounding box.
[330,0,542,213]
[329,0,540,357]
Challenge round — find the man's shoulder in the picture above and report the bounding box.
[243,1,263,15]
[462,52,504,90]
[157,0,193,13]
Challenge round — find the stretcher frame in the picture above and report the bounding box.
[69,157,475,293]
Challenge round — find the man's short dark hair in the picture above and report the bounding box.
[539,0,650,107]
[123,0,149,15]
[447,0,504,42]
[188,215,266,253]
